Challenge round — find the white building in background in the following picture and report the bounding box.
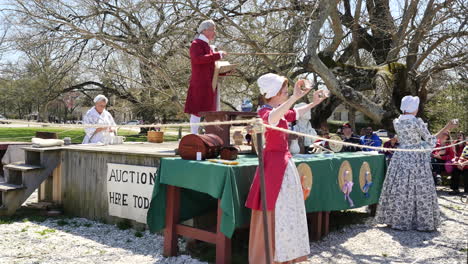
[327,104,367,123]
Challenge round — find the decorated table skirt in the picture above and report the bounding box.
[147,153,385,238]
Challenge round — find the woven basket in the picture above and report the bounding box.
[148,131,164,143]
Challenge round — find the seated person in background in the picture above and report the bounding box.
[382,133,399,163]
[360,126,382,151]
[340,123,361,152]
[360,127,367,136]
[449,134,467,195]
[82,94,117,144]
[431,131,455,185]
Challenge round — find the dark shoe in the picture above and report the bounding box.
[436,175,442,186]
[448,190,461,195]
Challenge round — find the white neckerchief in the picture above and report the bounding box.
[91,107,107,120]
[197,34,222,57]
[197,34,209,44]
[398,114,416,120]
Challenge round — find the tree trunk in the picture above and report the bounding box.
[348,106,356,129]
[39,103,49,122]
[311,94,342,131]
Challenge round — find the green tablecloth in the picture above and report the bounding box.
[147,152,385,238]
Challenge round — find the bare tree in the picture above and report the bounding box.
[193,0,468,129]
[2,0,466,128]
[3,0,203,122]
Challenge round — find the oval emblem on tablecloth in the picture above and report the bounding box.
[359,162,373,197]
[297,163,313,200]
[338,160,354,207]
[297,163,314,190]
[338,160,353,190]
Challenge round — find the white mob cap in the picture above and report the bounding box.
[400,95,420,113]
[257,73,287,99]
[93,94,108,104]
[197,19,215,34]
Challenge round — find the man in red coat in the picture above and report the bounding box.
[184,19,226,134]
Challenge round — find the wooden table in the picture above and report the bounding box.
[164,186,231,264]
[199,111,257,147]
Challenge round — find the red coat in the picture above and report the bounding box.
[184,39,222,116]
[245,106,298,211]
[433,140,455,161]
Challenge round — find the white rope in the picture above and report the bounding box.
[1,117,465,153]
[262,123,466,153]
[1,118,257,129]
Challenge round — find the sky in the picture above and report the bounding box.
[0,0,422,66]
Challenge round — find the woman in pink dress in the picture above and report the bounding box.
[245,73,327,263]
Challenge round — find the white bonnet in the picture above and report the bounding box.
[400,95,419,113]
[257,73,287,99]
[197,20,215,34]
[93,94,108,104]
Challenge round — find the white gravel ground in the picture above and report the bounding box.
[0,188,466,264]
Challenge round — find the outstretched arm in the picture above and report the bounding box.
[269,80,327,124]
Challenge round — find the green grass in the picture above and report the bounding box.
[57,219,69,226]
[116,220,132,230]
[0,127,179,143]
[36,228,56,236]
[0,219,13,225]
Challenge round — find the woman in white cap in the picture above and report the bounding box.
[245,73,327,263]
[184,19,227,134]
[82,94,117,144]
[376,95,457,231]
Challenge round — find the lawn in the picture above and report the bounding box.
[0,127,180,144]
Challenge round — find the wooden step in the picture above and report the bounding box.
[0,183,25,192]
[4,164,43,172]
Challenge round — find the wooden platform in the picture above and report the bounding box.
[23,142,180,157]
[0,142,31,151]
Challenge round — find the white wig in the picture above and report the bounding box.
[197,19,215,34]
[93,94,108,104]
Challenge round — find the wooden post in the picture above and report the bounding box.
[163,185,180,257]
[321,211,330,237]
[52,163,62,203]
[256,132,272,264]
[310,212,322,241]
[216,200,231,264]
[369,204,377,216]
[36,132,57,203]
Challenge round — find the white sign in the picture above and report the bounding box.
[106,163,157,224]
